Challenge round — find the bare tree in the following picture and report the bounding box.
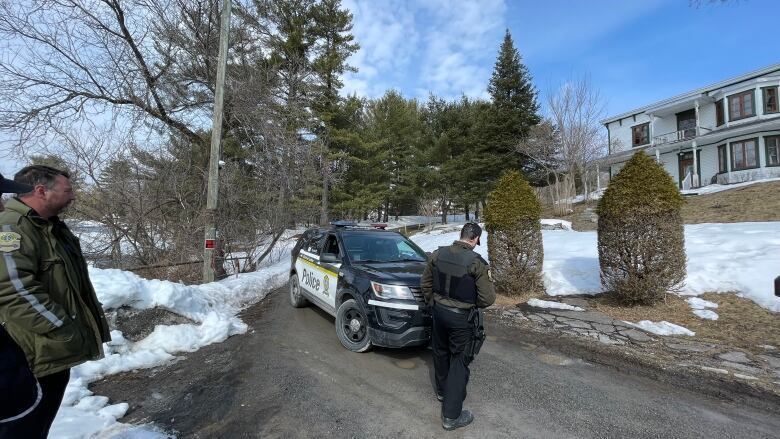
[546,75,607,202]
[516,120,574,215]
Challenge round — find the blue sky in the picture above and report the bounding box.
[341,0,780,117]
[3,0,779,178]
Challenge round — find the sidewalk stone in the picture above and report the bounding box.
[550,310,617,326]
[619,329,653,343]
[718,351,751,364]
[560,319,593,330]
[720,361,763,375]
[593,323,616,334]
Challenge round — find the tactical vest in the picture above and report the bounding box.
[431,245,479,304]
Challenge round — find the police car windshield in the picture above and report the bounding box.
[342,233,427,263]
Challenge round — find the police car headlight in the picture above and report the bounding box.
[370,281,415,300]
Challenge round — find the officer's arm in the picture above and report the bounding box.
[0,227,69,334]
[472,258,496,308]
[420,251,436,306]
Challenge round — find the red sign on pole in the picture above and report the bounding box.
[205,239,216,249]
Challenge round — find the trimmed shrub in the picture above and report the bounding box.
[484,170,544,296]
[596,152,686,305]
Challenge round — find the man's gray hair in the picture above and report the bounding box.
[14,165,70,196]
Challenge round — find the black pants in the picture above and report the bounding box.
[432,304,475,419]
[0,368,70,439]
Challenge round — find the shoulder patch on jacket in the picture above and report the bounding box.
[0,231,21,252]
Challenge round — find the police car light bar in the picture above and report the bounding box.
[370,223,387,230]
[330,220,358,227]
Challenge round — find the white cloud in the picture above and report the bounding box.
[341,0,506,100]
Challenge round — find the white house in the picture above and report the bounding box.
[602,63,780,189]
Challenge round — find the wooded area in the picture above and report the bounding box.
[0,0,606,280]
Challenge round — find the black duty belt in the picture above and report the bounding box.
[434,302,471,314]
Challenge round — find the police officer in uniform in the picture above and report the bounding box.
[421,222,495,430]
[0,165,111,438]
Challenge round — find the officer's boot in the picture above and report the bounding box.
[441,410,474,430]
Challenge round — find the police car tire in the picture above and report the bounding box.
[289,274,308,308]
[335,299,372,353]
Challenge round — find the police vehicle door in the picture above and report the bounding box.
[295,232,339,310]
[296,231,325,299]
[316,234,341,310]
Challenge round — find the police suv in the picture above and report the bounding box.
[289,221,431,352]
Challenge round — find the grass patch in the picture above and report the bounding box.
[681,180,780,224]
[540,180,780,231]
[592,292,780,352]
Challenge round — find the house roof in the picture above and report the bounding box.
[601,62,780,126]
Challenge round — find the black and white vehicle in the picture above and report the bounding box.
[289,222,431,352]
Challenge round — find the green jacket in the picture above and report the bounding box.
[421,240,496,309]
[0,198,110,377]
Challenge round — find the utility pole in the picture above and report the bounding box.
[203,0,231,283]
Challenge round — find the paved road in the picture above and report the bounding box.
[95,288,780,438]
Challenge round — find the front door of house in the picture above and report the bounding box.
[678,151,700,189]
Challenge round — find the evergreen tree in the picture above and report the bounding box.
[474,29,541,199]
[310,0,359,224]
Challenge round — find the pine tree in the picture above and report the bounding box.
[311,0,359,224]
[474,29,541,200]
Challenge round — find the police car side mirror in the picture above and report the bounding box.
[320,253,340,264]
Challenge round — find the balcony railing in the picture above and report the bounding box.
[653,126,712,146]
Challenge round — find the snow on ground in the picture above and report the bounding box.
[681,177,780,196]
[526,298,584,311]
[541,219,572,230]
[624,320,696,336]
[410,221,780,313]
[687,297,719,320]
[49,240,295,439]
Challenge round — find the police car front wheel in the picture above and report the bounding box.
[336,299,372,353]
[289,274,308,308]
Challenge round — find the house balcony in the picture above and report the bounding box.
[652,126,712,146]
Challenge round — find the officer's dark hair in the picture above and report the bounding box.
[460,222,482,241]
[14,165,70,196]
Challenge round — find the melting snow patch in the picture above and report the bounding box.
[692,309,719,320]
[687,297,719,320]
[526,299,584,311]
[624,320,695,336]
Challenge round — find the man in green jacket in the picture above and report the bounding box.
[0,165,111,438]
[421,222,495,431]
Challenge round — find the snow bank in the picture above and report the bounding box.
[50,242,294,439]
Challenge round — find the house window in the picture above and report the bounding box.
[716,99,725,126]
[728,90,755,121]
[763,87,779,114]
[766,136,780,167]
[717,144,727,172]
[631,122,649,147]
[730,138,759,171]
